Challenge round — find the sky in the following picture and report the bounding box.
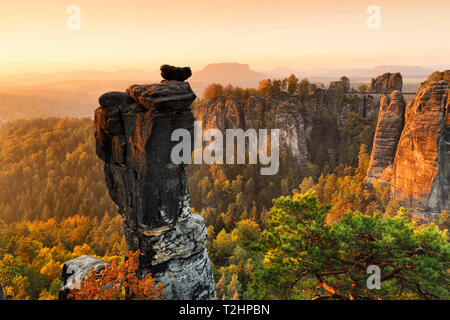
[0,0,449,74]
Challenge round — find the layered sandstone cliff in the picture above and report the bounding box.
[368,76,449,218]
[192,95,308,165]
[366,91,406,184]
[91,66,214,299]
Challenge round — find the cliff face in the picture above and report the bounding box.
[192,95,308,165]
[368,77,449,218]
[366,91,406,184]
[390,80,449,217]
[368,72,403,93]
[316,76,390,123]
[93,70,214,299]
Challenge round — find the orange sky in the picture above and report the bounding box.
[0,0,449,74]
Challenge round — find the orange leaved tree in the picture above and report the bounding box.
[68,251,164,300]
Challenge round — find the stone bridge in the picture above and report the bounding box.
[345,91,417,104]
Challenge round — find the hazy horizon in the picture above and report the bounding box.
[1,0,449,75]
[1,63,450,77]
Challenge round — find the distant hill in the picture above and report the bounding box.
[0,80,133,122]
[0,63,269,122]
[190,63,266,90]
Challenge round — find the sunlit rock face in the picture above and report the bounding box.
[59,256,106,300]
[368,76,449,219]
[94,67,214,300]
[390,80,449,218]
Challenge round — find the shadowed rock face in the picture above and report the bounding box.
[95,86,196,230]
[94,73,214,299]
[273,103,308,164]
[367,90,406,184]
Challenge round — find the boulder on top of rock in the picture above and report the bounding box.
[94,67,215,299]
[160,64,192,81]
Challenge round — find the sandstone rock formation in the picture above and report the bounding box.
[328,76,350,93]
[59,256,106,299]
[368,72,403,93]
[192,95,308,166]
[368,75,449,219]
[366,91,406,184]
[93,67,214,300]
[340,76,350,93]
[390,80,449,217]
[273,103,308,163]
[193,95,244,131]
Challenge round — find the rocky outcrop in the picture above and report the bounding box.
[59,256,106,299]
[273,103,308,163]
[242,96,266,129]
[367,75,449,219]
[368,72,403,93]
[325,79,346,113]
[390,80,449,217]
[193,95,244,131]
[309,86,326,111]
[160,65,192,81]
[192,95,308,166]
[329,76,350,93]
[366,91,406,184]
[440,94,450,213]
[93,66,214,300]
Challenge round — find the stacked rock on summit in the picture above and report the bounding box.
[390,80,449,217]
[366,90,406,185]
[160,64,192,81]
[92,65,215,300]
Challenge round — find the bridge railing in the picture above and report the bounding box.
[344,91,417,95]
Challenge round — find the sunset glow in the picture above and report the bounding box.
[1,0,449,74]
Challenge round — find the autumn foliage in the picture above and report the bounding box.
[68,251,164,300]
